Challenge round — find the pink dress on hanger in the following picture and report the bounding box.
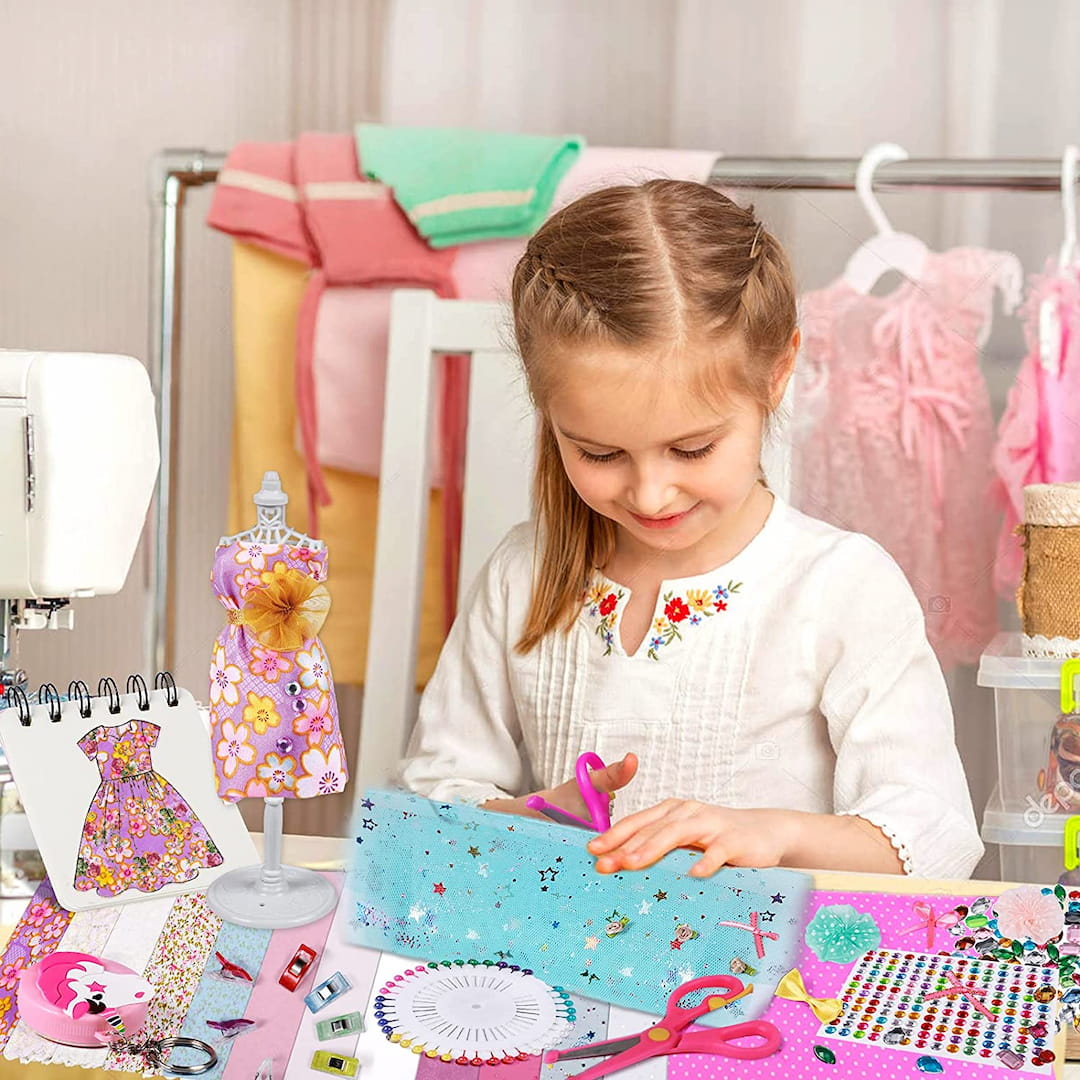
[992,261,1080,596]
[793,248,1021,670]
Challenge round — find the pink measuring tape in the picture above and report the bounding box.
[18,951,154,1046]
[18,951,216,1074]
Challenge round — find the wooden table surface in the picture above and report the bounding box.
[2,838,1077,1078]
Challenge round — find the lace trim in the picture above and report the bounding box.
[5,1051,125,1072]
[1023,633,1080,659]
[839,810,915,875]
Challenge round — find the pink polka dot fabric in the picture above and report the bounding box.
[669,888,1061,1080]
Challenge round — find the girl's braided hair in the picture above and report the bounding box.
[510,180,797,652]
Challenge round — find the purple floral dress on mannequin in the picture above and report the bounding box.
[208,540,348,801]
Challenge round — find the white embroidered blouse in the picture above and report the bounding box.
[398,498,984,879]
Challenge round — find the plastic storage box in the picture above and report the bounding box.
[982,784,1074,886]
[977,632,1065,815]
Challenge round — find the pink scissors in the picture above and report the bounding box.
[543,975,781,1078]
[525,751,612,831]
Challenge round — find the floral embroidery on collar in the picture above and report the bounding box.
[582,578,742,660]
[646,581,741,660]
[584,581,625,656]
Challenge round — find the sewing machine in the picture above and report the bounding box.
[0,350,159,693]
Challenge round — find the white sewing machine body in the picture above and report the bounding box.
[0,351,158,599]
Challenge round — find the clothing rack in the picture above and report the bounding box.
[145,149,1078,673]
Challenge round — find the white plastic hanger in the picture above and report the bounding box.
[1039,144,1080,374]
[842,142,930,295]
[1057,144,1079,270]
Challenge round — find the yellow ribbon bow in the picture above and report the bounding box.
[775,968,842,1024]
[242,563,331,651]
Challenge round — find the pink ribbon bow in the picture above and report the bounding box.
[923,969,996,1024]
[716,911,779,959]
[901,901,962,951]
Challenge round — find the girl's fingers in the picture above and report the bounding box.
[617,817,710,868]
[587,799,674,854]
[590,752,638,794]
[689,843,729,877]
[595,815,710,872]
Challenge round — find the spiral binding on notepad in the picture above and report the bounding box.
[2,672,180,728]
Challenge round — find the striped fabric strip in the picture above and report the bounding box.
[283,876,378,1080]
[408,189,536,222]
[304,181,388,201]
[218,168,299,203]
[224,872,341,1080]
[3,902,123,1067]
[173,919,272,1074]
[105,892,221,1072]
[0,879,73,1052]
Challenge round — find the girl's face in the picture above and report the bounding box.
[547,336,794,566]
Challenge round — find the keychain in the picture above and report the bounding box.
[106,1033,218,1076]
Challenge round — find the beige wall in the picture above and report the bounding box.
[1,1,384,701]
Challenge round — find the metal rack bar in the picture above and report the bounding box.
[708,157,1074,192]
[147,150,225,676]
[145,150,1077,672]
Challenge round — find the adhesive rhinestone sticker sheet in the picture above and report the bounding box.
[821,948,1060,1074]
[346,788,811,1022]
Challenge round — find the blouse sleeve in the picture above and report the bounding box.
[397,527,530,806]
[77,728,101,760]
[818,536,984,878]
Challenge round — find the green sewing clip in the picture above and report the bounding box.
[1061,660,1080,871]
[1062,659,1080,714]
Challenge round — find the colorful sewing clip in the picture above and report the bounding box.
[526,751,612,832]
[542,975,781,1078]
[206,1017,256,1040]
[210,951,254,982]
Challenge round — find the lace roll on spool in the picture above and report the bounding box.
[1018,482,1080,658]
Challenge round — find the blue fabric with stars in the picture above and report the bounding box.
[347,789,811,1021]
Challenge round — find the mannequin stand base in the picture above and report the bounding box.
[206,864,337,928]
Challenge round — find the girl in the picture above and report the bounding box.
[399,180,983,880]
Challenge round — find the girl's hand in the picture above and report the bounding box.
[482,753,638,821]
[587,799,801,877]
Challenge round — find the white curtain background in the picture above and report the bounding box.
[380,0,1080,877]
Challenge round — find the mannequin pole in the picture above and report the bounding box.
[206,793,337,928]
[261,797,284,891]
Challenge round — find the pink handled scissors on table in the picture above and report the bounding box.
[543,975,781,1078]
[525,751,612,831]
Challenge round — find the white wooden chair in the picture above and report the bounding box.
[356,288,794,788]
[357,290,535,788]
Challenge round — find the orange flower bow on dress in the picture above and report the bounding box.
[241,562,331,651]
